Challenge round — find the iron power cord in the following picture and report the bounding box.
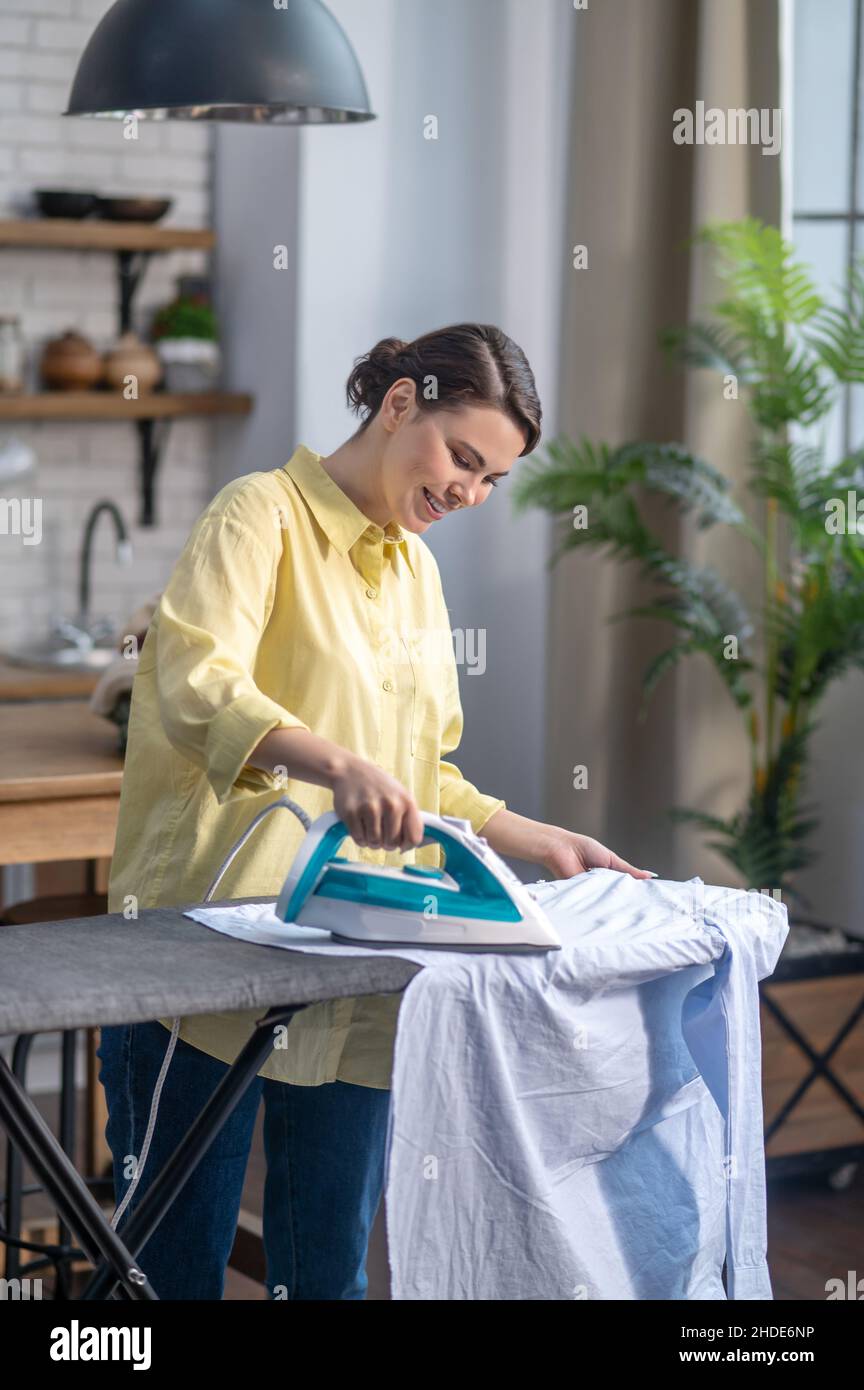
[109,796,313,1230]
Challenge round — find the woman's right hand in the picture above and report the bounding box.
[331,754,426,852]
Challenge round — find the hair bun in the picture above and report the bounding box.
[370,336,407,365]
[346,337,410,417]
[343,322,542,454]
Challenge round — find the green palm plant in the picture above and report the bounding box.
[513,218,864,905]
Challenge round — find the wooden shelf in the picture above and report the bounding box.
[0,218,250,524]
[0,391,253,421]
[0,217,215,252]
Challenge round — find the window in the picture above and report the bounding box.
[792,0,862,456]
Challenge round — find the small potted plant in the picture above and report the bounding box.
[150,276,220,392]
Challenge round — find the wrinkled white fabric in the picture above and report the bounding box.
[186,869,787,1300]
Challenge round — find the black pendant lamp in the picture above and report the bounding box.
[65,0,375,124]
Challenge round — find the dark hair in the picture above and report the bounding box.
[345,322,542,455]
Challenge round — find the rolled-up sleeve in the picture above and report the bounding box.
[155,493,310,805]
[435,596,506,833]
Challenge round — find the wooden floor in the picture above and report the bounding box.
[766,1164,864,1300]
[3,1089,862,1300]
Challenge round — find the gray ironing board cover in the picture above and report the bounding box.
[0,897,421,1036]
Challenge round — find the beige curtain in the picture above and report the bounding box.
[547,0,781,881]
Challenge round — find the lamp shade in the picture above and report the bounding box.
[64,0,375,123]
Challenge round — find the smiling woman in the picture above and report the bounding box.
[99,318,653,1301]
[328,324,543,532]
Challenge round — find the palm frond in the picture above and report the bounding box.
[746,337,833,429]
[510,434,612,516]
[695,219,823,326]
[621,624,753,713]
[614,441,750,530]
[678,221,834,427]
[750,442,861,552]
[635,641,701,715]
[659,322,752,380]
[514,436,755,540]
[807,260,864,382]
[768,579,864,704]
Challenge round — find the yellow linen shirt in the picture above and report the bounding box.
[107,443,506,1088]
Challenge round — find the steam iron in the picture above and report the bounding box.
[275,810,561,951]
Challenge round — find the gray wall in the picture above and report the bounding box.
[213,0,574,857]
[211,122,301,488]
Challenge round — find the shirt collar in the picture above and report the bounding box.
[280,444,416,579]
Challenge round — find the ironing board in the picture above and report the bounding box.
[0,898,420,1300]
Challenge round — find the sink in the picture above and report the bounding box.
[5,503,136,678]
[3,642,117,672]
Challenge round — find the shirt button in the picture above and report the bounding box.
[382,679,393,692]
[366,586,377,599]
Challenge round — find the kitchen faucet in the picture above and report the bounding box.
[67,500,134,646]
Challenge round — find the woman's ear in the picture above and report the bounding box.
[381,377,418,431]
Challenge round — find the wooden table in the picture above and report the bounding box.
[0,700,122,867]
[0,657,100,703]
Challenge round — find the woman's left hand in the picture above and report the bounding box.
[535,826,655,882]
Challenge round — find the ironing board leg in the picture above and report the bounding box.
[2,1032,34,1283]
[0,1052,157,1301]
[81,1003,307,1301]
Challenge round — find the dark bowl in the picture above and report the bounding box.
[36,189,99,219]
[96,197,173,224]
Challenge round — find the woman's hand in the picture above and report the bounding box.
[246,728,425,853]
[481,809,655,882]
[331,753,425,853]
[533,826,655,882]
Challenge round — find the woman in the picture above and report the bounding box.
[98,322,652,1300]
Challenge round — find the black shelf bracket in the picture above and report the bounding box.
[116,249,168,526]
[136,417,172,527]
[116,249,154,335]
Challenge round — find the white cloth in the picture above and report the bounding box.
[185,868,788,1300]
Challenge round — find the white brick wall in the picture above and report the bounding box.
[0,0,216,648]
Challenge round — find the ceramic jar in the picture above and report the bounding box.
[41,329,103,390]
[102,331,163,393]
[0,316,24,392]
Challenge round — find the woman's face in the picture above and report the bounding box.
[380,382,529,534]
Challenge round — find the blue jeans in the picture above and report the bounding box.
[96,1019,392,1300]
